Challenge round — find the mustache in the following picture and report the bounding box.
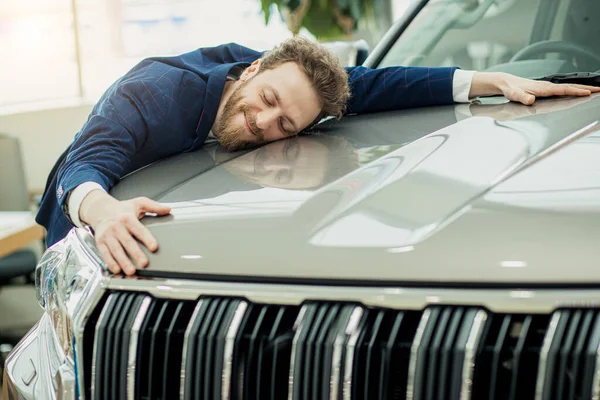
[241,105,264,141]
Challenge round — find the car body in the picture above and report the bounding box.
[4,0,600,399]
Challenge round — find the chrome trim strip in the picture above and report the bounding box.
[90,294,116,400]
[535,311,563,400]
[331,307,363,400]
[106,277,600,314]
[288,305,310,400]
[127,296,152,400]
[406,308,432,400]
[180,299,206,400]
[222,301,249,400]
[460,310,488,400]
[343,310,365,400]
[592,317,600,400]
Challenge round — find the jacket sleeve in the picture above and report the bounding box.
[200,42,264,64]
[344,65,459,114]
[54,79,168,208]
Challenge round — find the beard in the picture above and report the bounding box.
[216,82,265,151]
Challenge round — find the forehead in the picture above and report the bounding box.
[251,62,322,127]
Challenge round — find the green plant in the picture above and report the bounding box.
[261,0,390,41]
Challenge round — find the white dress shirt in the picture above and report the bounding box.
[66,69,477,226]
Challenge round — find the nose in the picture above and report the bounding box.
[255,110,277,131]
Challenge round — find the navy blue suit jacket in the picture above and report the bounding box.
[37,42,458,246]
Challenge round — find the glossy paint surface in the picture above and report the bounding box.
[111,94,600,284]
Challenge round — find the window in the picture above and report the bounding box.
[0,0,294,108]
[0,0,80,106]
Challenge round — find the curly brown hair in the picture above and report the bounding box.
[259,36,351,126]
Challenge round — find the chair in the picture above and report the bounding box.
[0,134,40,384]
[0,134,38,286]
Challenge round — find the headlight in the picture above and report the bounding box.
[35,228,105,365]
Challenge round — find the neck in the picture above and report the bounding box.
[212,80,241,136]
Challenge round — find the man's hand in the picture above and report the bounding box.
[79,190,171,275]
[469,94,594,121]
[470,72,600,105]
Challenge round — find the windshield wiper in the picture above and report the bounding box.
[535,72,600,86]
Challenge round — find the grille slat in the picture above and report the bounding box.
[412,307,440,400]
[104,293,130,400]
[314,304,341,400]
[134,299,158,399]
[556,310,582,399]
[569,310,594,400]
[267,307,295,400]
[438,308,465,400]
[118,294,146,400]
[162,302,185,399]
[148,302,174,399]
[538,309,600,400]
[193,298,222,400]
[91,293,118,400]
[426,307,452,400]
[203,298,231,400]
[110,294,134,400]
[582,313,600,400]
[182,299,209,400]
[351,309,420,400]
[234,304,298,400]
[301,304,327,400]
[82,290,600,400]
[490,315,513,400]
[507,316,531,400]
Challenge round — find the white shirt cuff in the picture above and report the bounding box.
[67,182,106,227]
[452,69,477,103]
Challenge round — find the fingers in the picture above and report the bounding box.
[97,243,120,274]
[134,197,172,217]
[537,82,595,98]
[513,81,599,105]
[122,214,159,254]
[569,84,600,92]
[91,197,167,276]
[116,222,149,268]
[104,236,136,275]
[95,217,157,276]
[561,85,591,97]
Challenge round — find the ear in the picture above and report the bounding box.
[239,59,262,82]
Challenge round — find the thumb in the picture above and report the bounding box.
[514,89,535,105]
[134,197,172,216]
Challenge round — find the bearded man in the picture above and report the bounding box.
[36,36,600,275]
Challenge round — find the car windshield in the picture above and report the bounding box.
[379,0,600,78]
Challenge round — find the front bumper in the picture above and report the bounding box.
[7,276,600,400]
[3,314,75,400]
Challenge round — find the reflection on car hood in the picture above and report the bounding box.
[111,94,600,285]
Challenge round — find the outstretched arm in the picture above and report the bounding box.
[469,72,600,104]
[344,65,458,114]
[344,66,600,114]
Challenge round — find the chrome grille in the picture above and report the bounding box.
[81,290,600,400]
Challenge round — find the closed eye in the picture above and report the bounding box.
[262,92,273,107]
[279,118,294,136]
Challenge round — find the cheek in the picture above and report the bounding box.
[225,111,245,131]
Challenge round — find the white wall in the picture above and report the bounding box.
[0,104,93,192]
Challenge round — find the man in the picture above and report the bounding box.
[36,36,600,276]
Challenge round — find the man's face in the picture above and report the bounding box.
[216,61,322,151]
[224,137,329,189]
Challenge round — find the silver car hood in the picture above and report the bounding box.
[112,94,600,285]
